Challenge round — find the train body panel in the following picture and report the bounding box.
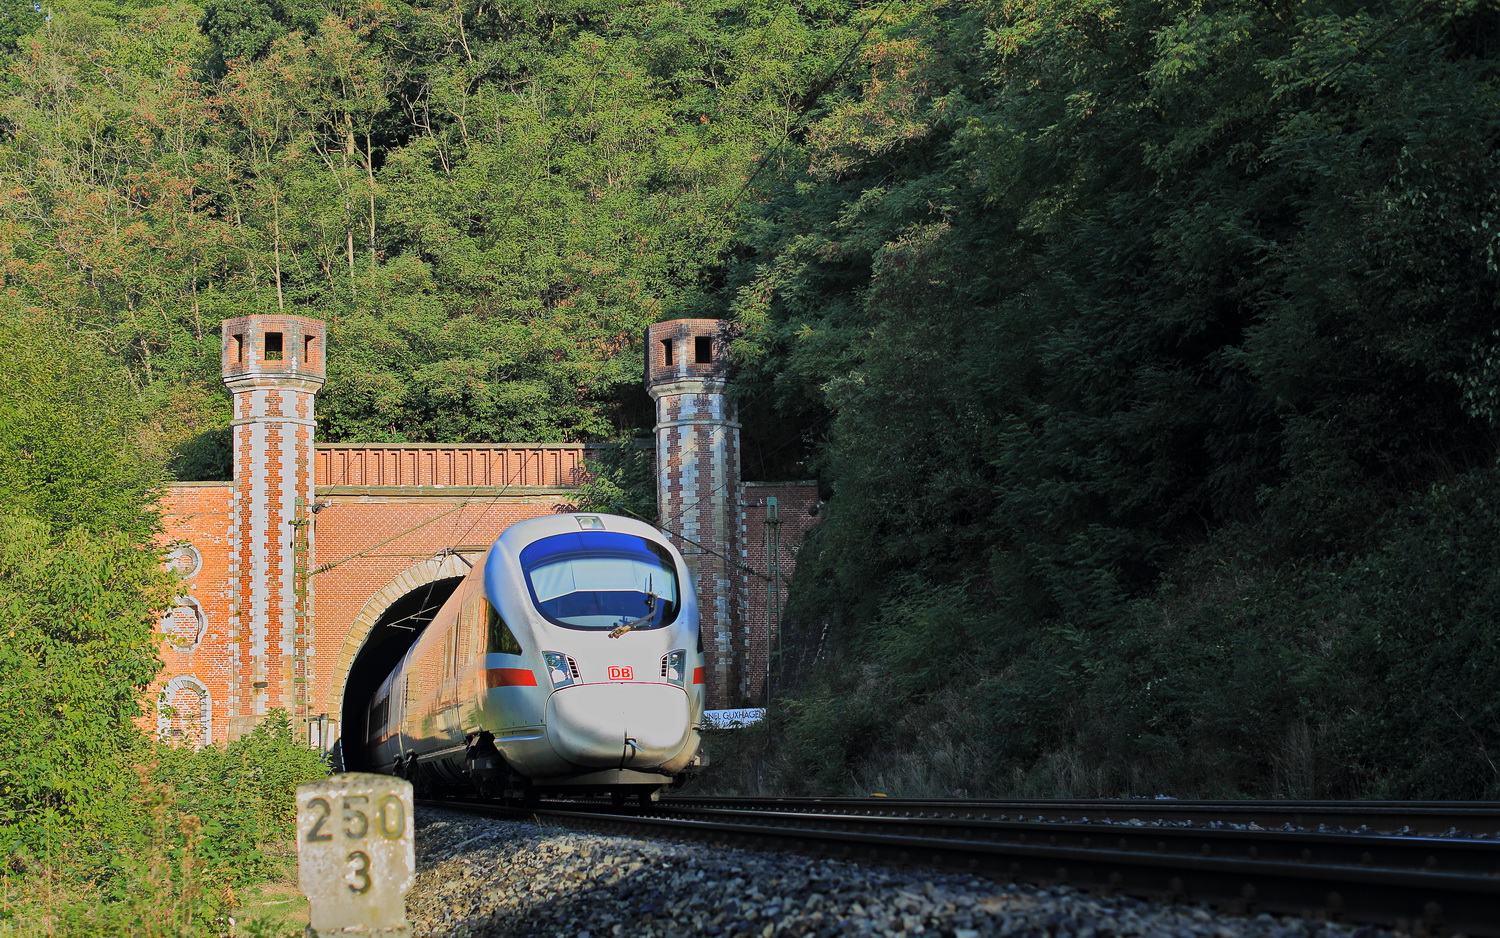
[364,513,705,796]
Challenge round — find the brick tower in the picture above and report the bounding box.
[646,319,744,708]
[222,316,326,738]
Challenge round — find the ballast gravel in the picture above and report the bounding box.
[406,808,1397,938]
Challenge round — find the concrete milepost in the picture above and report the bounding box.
[297,774,414,937]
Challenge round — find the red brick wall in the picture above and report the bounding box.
[316,445,596,488]
[307,494,569,722]
[157,483,572,745]
[157,476,821,742]
[154,483,235,744]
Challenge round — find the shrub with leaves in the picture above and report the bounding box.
[3,713,326,937]
[0,518,174,831]
[573,441,658,522]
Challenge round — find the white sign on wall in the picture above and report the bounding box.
[703,708,767,729]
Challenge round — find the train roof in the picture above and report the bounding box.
[494,512,670,549]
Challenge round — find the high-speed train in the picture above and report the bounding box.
[364,513,707,804]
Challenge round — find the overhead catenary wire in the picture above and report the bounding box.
[589,422,808,582]
[309,448,593,640]
[308,449,574,577]
[374,601,451,632]
[306,499,477,577]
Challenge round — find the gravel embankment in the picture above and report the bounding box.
[406,808,1398,938]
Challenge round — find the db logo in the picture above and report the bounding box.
[607,666,633,681]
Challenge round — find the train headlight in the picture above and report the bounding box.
[661,650,686,686]
[543,651,576,688]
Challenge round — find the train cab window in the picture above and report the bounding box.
[520,531,680,630]
[486,600,523,655]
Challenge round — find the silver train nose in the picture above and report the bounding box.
[545,683,691,767]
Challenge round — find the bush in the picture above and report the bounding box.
[572,441,657,522]
[1329,470,1500,798]
[755,467,1500,800]
[0,513,174,832]
[0,712,327,937]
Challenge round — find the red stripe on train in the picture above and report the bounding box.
[692,667,705,684]
[485,668,538,688]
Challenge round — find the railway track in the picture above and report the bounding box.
[423,795,1500,937]
[661,795,1500,837]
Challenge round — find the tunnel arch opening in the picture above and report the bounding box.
[326,550,483,770]
[337,576,463,771]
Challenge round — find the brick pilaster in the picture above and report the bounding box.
[222,317,326,738]
[646,320,745,709]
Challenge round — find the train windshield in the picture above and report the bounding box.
[520,531,680,630]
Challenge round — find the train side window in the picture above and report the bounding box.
[486,601,523,655]
[443,627,459,684]
[370,695,389,730]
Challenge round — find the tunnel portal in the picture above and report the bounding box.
[337,576,464,771]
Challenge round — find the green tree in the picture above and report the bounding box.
[0,0,41,52]
[199,0,320,71]
[0,307,168,539]
[0,301,174,827]
[0,511,173,831]
[573,440,656,520]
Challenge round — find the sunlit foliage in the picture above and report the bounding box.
[0,0,859,464]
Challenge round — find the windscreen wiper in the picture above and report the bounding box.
[609,583,659,639]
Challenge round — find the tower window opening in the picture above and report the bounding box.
[233,334,245,363]
[265,331,283,361]
[662,338,675,366]
[694,336,713,364]
[303,335,317,366]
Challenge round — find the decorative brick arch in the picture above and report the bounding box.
[158,675,212,748]
[325,550,482,722]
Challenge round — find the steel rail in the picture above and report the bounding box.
[659,795,1500,837]
[653,805,1500,877]
[422,797,1500,936]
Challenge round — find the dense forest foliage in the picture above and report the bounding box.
[713,0,1500,799]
